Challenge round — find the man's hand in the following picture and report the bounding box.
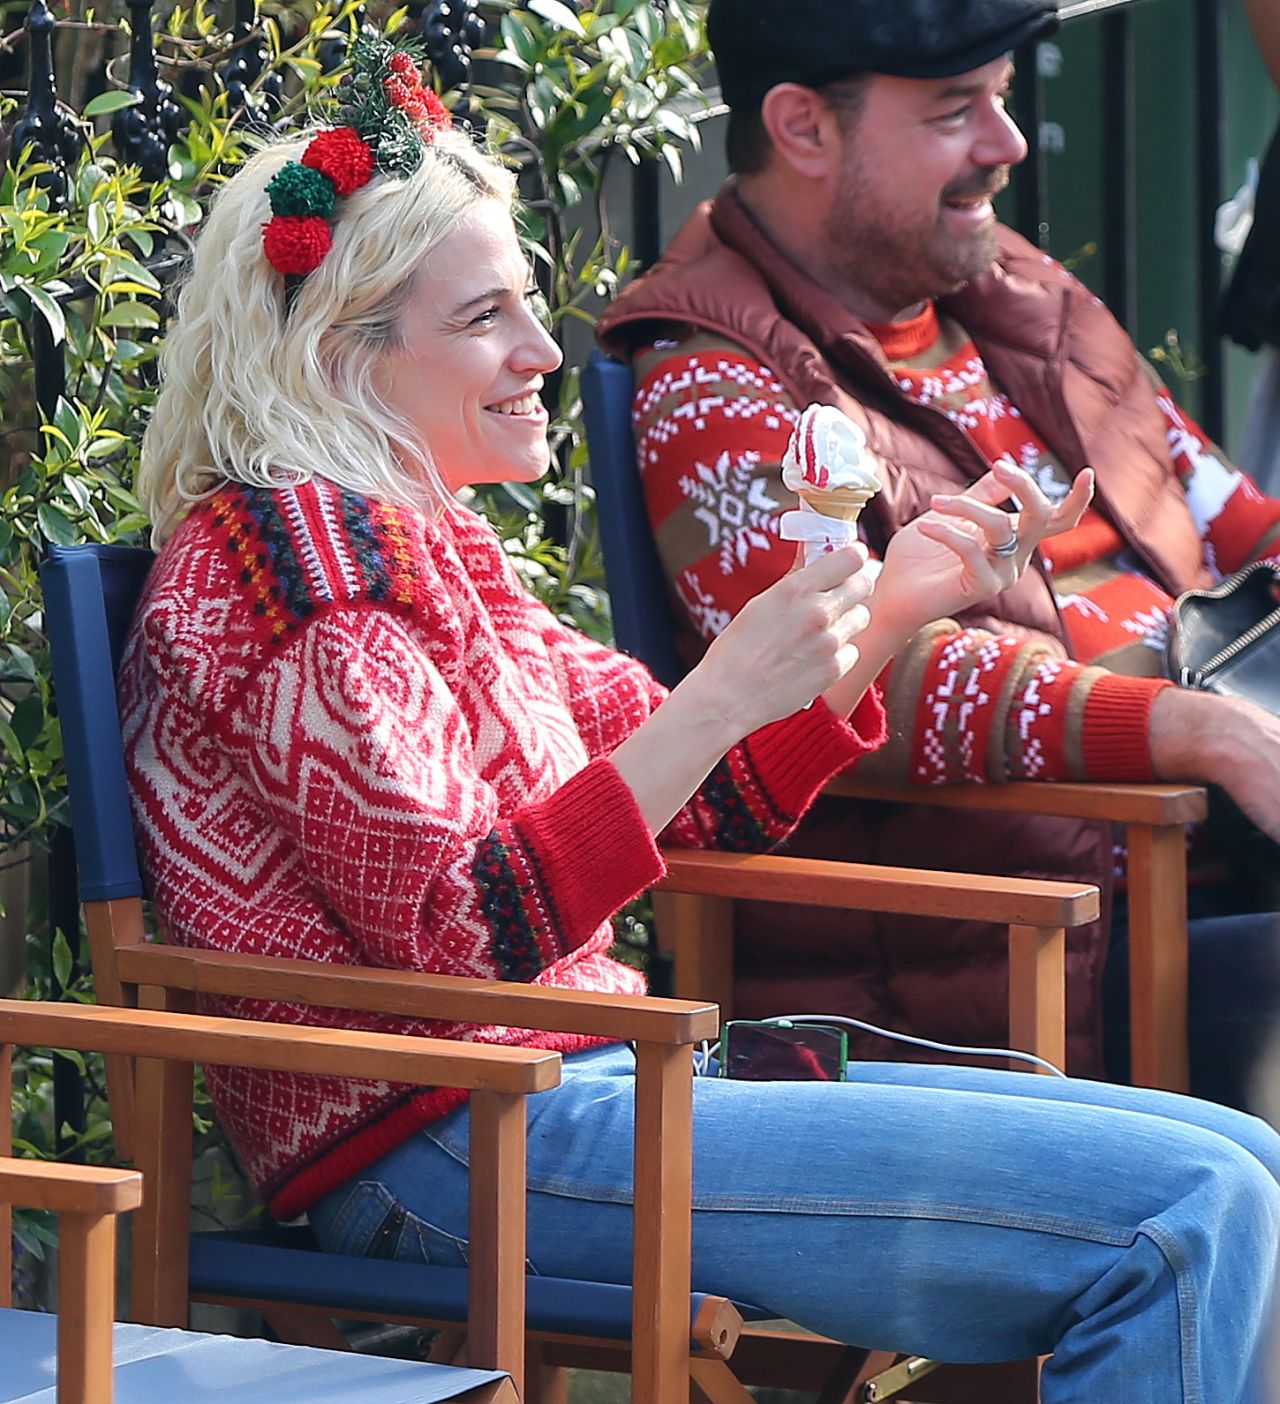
[1150,688,1280,843]
[873,462,1095,637]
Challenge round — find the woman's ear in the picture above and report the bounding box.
[759,83,844,181]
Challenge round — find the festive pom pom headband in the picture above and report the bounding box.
[262,32,453,279]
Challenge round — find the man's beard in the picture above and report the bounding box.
[824,166,1010,319]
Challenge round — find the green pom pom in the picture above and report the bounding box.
[266,162,336,218]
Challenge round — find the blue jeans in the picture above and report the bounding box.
[310,1045,1280,1403]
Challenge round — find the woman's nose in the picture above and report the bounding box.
[513,306,563,376]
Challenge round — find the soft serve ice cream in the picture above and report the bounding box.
[779,405,882,564]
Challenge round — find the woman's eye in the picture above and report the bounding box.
[527,288,552,330]
[471,306,500,328]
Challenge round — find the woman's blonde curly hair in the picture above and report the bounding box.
[139,126,514,544]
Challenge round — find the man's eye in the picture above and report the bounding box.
[471,306,500,327]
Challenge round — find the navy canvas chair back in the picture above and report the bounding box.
[581,349,684,687]
[40,544,154,905]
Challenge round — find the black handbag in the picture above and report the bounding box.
[1167,561,1280,894]
[1168,561,1280,700]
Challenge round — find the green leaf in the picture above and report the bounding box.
[527,0,585,37]
[123,227,155,257]
[52,396,80,449]
[0,720,21,764]
[83,90,143,118]
[25,284,66,345]
[632,2,662,46]
[10,692,45,750]
[36,502,77,546]
[99,300,160,330]
[6,644,37,682]
[104,252,162,293]
[75,162,111,204]
[86,200,109,246]
[51,929,73,992]
[556,170,582,207]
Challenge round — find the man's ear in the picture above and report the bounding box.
[759,83,843,180]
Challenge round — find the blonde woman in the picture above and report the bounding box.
[121,36,1280,1402]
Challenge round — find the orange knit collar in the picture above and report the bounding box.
[865,303,940,360]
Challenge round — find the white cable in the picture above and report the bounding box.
[707,1013,1067,1079]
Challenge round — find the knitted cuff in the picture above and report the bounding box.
[1081,672,1174,781]
[513,757,666,944]
[744,687,888,820]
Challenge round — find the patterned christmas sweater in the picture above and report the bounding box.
[634,306,1280,787]
[118,478,884,1218]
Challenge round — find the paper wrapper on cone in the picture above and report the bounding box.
[779,406,882,564]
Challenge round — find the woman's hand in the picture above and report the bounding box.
[693,544,878,736]
[610,545,877,836]
[872,462,1095,638]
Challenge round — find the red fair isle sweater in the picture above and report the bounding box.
[118,478,884,1218]
[635,307,1280,787]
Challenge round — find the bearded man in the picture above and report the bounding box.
[596,0,1280,1106]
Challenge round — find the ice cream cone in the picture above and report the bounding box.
[798,484,877,527]
[779,405,883,563]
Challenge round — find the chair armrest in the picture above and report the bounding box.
[0,998,559,1095]
[658,850,1100,929]
[0,1158,143,1216]
[0,1000,550,1388]
[115,945,722,1046]
[826,776,1208,826]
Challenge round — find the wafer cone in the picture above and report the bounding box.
[798,484,877,527]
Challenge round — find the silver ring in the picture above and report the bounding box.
[989,528,1020,558]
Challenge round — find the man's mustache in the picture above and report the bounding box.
[942,168,1011,203]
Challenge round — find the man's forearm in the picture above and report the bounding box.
[1149,686,1280,841]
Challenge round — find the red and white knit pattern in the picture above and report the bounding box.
[634,308,1280,788]
[120,478,881,1217]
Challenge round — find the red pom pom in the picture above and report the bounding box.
[383,74,414,108]
[421,90,453,134]
[388,51,417,78]
[262,215,333,275]
[302,127,375,197]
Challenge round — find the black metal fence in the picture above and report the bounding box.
[1,0,1260,442]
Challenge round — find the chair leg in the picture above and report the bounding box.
[1007,924,1066,1071]
[523,1344,570,1404]
[815,1346,888,1404]
[689,1356,757,1404]
[1127,823,1190,1092]
[429,1327,469,1365]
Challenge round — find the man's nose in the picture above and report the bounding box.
[976,104,1029,169]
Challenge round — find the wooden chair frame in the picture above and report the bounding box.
[95,845,1085,1404]
[828,777,1206,1091]
[1,1157,144,1404]
[0,1000,544,1402]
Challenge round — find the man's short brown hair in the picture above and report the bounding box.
[725,74,872,176]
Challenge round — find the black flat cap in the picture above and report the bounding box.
[708,0,1059,109]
